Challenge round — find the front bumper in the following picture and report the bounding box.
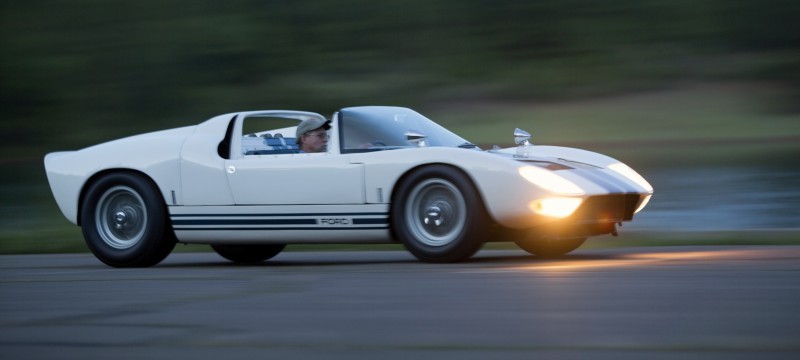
[570,194,645,224]
[511,194,648,240]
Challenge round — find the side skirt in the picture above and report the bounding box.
[168,204,393,244]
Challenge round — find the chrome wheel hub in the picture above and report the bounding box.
[114,211,127,228]
[113,208,135,229]
[424,205,444,226]
[95,186,147,249]
[406,179,466,247]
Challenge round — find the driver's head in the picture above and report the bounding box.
[296,118,331,153]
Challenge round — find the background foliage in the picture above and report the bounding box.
[3,0,799,154]
[1,0,799,252]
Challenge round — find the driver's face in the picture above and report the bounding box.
[302,130,329,153]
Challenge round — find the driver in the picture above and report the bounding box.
[296,118,331,153]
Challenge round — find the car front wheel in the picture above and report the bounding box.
[392,165,487,263]
[80,172,176,267]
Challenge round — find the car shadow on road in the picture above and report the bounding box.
[153,250,628,268]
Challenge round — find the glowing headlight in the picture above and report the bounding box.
[529,197,583,218]
[518,166,585,195]
[608,163,653,193]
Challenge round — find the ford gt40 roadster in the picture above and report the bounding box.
[44,106,653,267]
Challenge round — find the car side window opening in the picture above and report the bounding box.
[217,115,238,159]
[241,116,301,155]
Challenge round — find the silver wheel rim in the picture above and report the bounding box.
[405,179,467,247]
[95,185,147,249]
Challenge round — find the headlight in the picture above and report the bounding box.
[608,163,653,193]
[529,197,583,218]
[518,166,585,195]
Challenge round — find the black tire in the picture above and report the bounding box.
[391,165,487,263]
[80,172,176,267]
[211,244,286,264]
[515,237,587,258]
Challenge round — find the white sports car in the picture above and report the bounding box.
[44,106,653,267]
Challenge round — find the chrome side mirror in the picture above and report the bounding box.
[514,128,531,146]
[406,131,428,147]
[514,128,532,158]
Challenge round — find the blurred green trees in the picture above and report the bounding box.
[1,0,799,252]
[2,0,798,154]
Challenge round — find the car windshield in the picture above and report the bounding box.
[339,106,470,153]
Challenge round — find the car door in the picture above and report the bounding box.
[224,153,365,205]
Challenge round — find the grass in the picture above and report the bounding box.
[2,82,798,254]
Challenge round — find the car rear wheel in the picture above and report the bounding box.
[392,165,487,262]
[80,172,176,267]
[515,237,587,258]
[211,244,286,264]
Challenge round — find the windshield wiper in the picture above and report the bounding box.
[458,142,478,149]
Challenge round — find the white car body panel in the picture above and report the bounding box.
[179,113,235,206]
[225,154,366,204]
[44,126,195,224]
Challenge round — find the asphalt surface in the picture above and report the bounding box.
[1,246,799,360]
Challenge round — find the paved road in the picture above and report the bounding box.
[2,246,799,359]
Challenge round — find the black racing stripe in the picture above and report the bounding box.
[173,226,389,231]
[172,219,316,226]
[171,212,389,218]
[353,218,389,225]
[573,168,638,193]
